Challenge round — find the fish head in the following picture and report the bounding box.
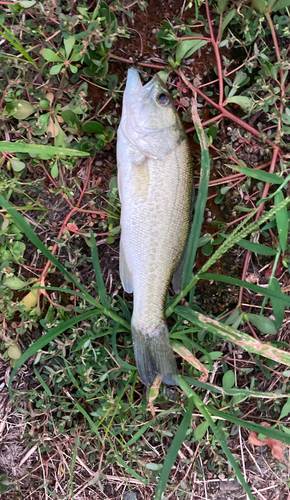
[120,67,185,161]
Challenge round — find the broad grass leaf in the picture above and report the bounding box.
[175,306,290,366]
[222,370,235,389]
[226,164,283,184]
[275,191,288,253]
[182,104,210,288]
[269,278,285,330]
[237,238,277,255]
[0,141,89,157]
[246,313,277,334]
[176,39,208,63]
[199,272,290,307]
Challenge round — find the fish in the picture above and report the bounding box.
[117,67,193,386]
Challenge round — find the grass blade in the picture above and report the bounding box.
[34,368,52,396]
[0,141,89,157]
[115,455,149,484]
[90,231,110,308]
[183,375,290,400]
[155,397,194,500]
[179,377,255,500]
[207,404,290,446]
[176,306,290,366]
[199,272,290,306]
[275,191,288,253]
[226,163,284,184]
[182,99,210,288]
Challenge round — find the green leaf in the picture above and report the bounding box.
[275,191,288,253]
[220,9,236,39]
[237,239,277,255]
[82,121,105,134]
[0,141,89,157]
[222,370,235,389]
[280,398,290,419]
[10,159,25,172]
[272,0,290,11]
[155,397,194,500]
[41,49,62,62]
[64,35,75,59]
[90,231,109,308]
[218,0,228,13]
[251,0,267,13]
[269,278,285,330]
[50,63,64,75]
[19,0,37,7]
[146,463,162,471]
[194,420,209,440]
[175,39,208,63]
[12,100,34,120]
[226,164,283,184]
[226,96,252,110]
[245,313,277,335]
[51,160,58,179]
[3,276,27,290]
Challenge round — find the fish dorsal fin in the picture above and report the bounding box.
[119,239,133,293]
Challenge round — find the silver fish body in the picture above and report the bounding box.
[117,68,193,386]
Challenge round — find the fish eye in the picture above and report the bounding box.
[158,93,170,106]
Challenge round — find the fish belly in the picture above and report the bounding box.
[119,135,193,385]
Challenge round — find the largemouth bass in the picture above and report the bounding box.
[117,68,193,386]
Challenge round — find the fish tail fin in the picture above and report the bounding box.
[131,322,179,386]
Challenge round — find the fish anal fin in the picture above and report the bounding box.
[119,240,133,293]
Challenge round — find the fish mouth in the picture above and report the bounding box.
[125,67,163,101]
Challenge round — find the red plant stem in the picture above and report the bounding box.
[205,0,224,106]
[177,69,276,147]
[237,148,279,307]
[40,158,93,284]
[109,53,165,70]
[186,113,223,132]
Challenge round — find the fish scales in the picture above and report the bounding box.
[117,68,193,386]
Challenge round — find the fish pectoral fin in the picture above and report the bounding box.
[119,240,134,293]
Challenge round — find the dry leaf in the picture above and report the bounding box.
[56,115,64,123]
[47,117,58,137]
[46,92,54,105]
[172,341,208,382]
[67,223,78,232]
[148,376,162,420]
[248,422,284,460]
